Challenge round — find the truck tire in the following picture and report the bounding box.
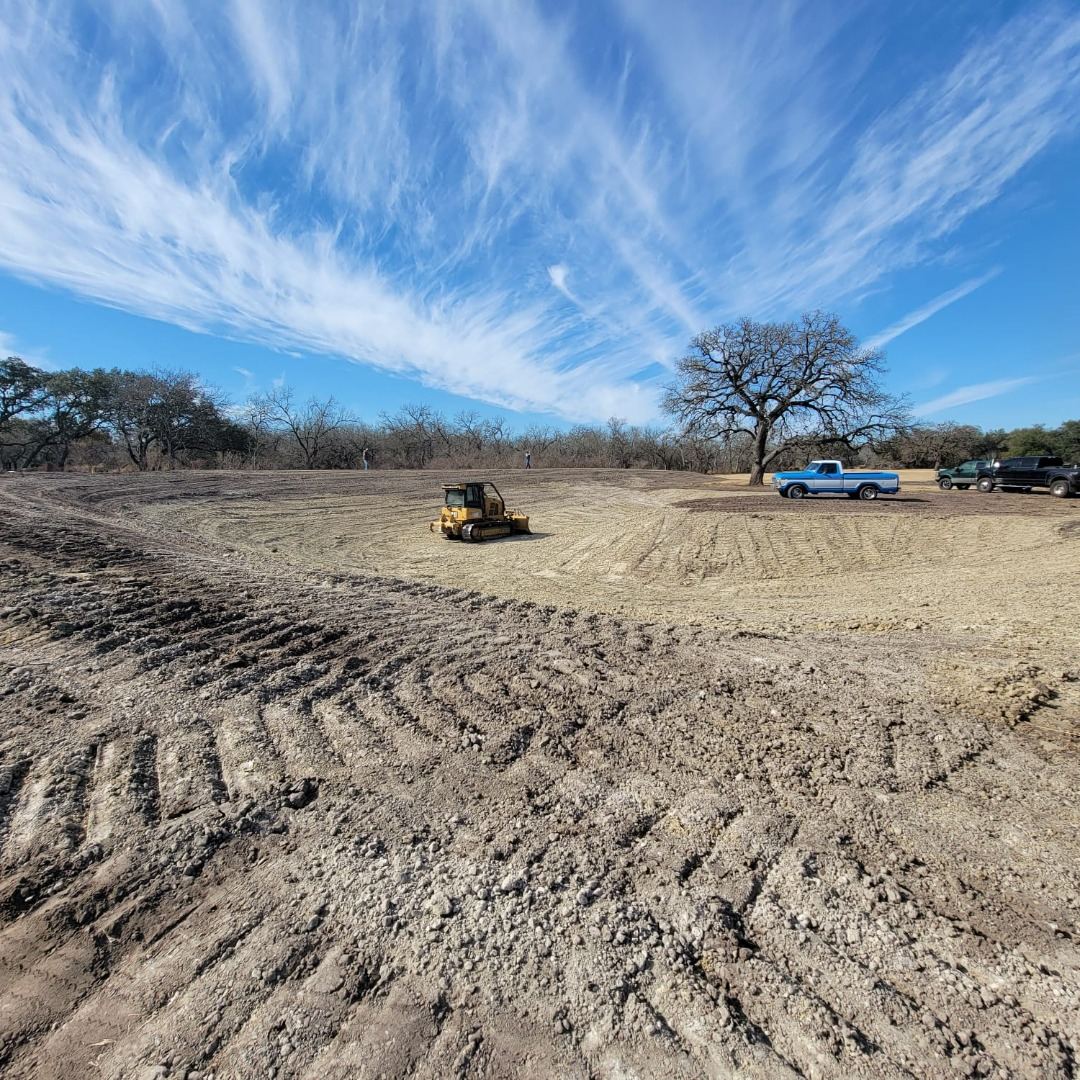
[1050,478,1072,498]
[977,477,994,493]
[857,485,879,501]
[786,484,808,500]
[938,477,953,490]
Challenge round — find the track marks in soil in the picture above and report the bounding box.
[129,733,162,825]
[1,746,95,868]
[155,719,228,820]
[1,484,1078,1079]
[0,759,31,853]
[85,739,146,846]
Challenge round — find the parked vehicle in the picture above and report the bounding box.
[936,459,990,490]
[976,457,1080,498]
[772,460,901,500]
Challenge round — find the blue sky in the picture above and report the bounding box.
[1,0,1078,430]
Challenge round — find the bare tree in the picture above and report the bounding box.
[239,396,275,469]
[257,387,357,469]
[454,410,486,461]
[606,417,633,467]
[380,403,438,468]
[664,312,909,484]
[521,423,557,461]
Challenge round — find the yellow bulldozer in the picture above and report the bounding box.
[430,481,530,542]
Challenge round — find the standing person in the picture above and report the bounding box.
[361,447,371,471]
[524,450,532,470]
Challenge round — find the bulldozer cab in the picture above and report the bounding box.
[443,482,503,516]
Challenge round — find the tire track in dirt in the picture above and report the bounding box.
[0,479,1077,1078]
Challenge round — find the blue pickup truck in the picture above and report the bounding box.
[772,460,901,500]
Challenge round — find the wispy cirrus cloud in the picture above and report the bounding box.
[863,269,1002,351]
[0,1,1077,421]
[915,376,1042,416]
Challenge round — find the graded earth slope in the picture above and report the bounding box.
[0,471,1077,1079]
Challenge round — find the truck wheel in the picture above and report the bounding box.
[786,484,808,500]
[977,477,994,493]
[938,477,953,490]
[857,485,879,501]
[1050,479,1072,498]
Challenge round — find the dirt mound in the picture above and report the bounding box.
[0,472,1078,1079]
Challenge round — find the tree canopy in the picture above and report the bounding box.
[664,313,910,484]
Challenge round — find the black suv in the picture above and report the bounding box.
[976,456,1080,498]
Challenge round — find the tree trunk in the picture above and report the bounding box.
[748,422,770,485]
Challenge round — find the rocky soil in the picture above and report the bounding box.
[0,471,1078,1079]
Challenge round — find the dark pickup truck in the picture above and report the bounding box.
[936,459,989,489]
[976,456,1080,498]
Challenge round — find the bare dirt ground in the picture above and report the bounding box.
[0,468,1078,1079]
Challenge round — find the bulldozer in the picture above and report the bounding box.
[430,481,530,542]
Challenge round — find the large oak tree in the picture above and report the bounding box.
[664,312,909,484]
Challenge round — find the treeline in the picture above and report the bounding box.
[0,360,245,472]
[877,420,1080,469]
[2,356,1077,473]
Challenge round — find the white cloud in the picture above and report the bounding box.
[914,376,1041,416]
[863,269,1002,351]
[0,2,1077,421]
[547,264,572,298]
[226,0,298,122]
[913,366,950,391]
